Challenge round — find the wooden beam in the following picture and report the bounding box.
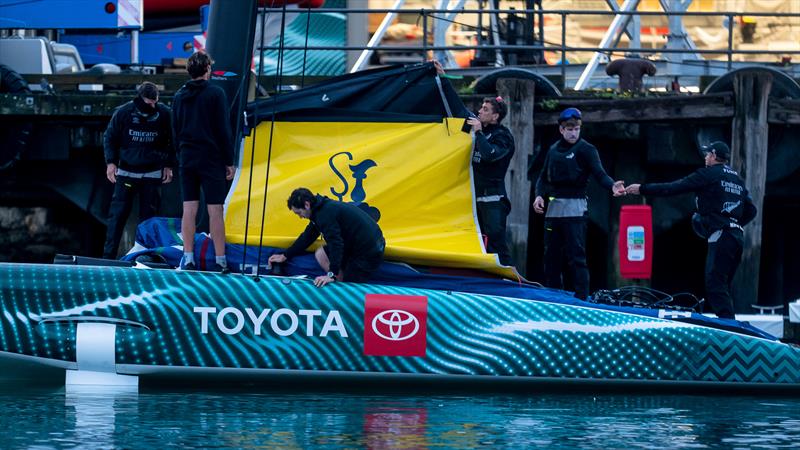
[0,93,172,117]
[21,73,331,93]
[498,79,535,276]
[731,70,772,313]
[22,73,188,92]
[534,93,734,125]
[768,98,800,125]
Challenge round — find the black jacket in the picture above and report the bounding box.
[640,163,757,233]
[472,123,515,197]
[284,195,384,274]
[171,79,234,169]
[535,138,614,199]
[103,97,175,173]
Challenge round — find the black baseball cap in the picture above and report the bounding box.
[700,141,730,160]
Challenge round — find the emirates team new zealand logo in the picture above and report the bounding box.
[328,151,381,222]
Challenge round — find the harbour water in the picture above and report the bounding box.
[0,384,798,449]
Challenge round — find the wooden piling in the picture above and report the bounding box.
[497,79,535,275]
[731,70,772,312]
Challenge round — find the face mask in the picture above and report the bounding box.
[137,96,157,114]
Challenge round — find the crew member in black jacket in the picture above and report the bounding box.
[533,108,626,299]
[626,141,757,319]
[172,51,235,273]
[102,81,175,259]
[468,96,515,266]
[268,188,385,287]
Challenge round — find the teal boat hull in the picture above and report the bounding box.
[1,263,799,390]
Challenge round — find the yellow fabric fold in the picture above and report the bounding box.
[226,118,517,278]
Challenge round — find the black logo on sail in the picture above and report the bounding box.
[328,151,381,221]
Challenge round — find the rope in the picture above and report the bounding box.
[241,1,271,276]
[254,1,289,278]
[591,286,704,312]
[300,6,312,88]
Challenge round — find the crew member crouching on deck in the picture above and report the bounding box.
[268,188,385,287]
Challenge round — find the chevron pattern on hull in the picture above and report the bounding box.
[1,263,799,388]
[686,333,800,383]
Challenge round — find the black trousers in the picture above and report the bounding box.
[705,229,743,319]
[543,216,589,300]
[477,199,512,266]
[323,238,385,283]
[342,250,384,283]
[103,176,160,259]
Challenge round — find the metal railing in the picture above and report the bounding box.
[257,7,800,89]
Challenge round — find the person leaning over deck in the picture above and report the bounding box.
[172,51,235,273]
[102,81,175,259]
[625,141,757,320]
[532,108,626,300]
[268,188,385,288]
[468,96,515,266]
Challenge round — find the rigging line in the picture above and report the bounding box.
[421,12,483,33]
[242,1,271,276]
[255,0,289,276]
[422,11,526,36]
[434,74,454,117]
[300,6,312,88]
[413,12,563,59]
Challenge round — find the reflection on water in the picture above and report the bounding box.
[0,385,798,449]
[64,387,137,448]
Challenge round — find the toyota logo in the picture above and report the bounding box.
[371,309,419,341]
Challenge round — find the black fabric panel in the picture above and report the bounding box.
[246,62,469,127]
[246,108,443,123]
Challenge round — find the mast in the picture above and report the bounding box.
[205,0,259,151]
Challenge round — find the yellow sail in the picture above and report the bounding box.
[225,118,517,277]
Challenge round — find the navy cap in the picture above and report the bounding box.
[558,107,582,123]
[700,141,730,160]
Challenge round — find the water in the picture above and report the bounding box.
[0,384,798,449]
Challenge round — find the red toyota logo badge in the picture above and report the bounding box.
[364,294,428,357]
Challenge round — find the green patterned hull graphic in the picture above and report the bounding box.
[257,11,346,76]
[1,263,799,387]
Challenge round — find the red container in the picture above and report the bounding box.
[618,205,653,279]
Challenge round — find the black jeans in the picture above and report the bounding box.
[103,176,160,259]
[543,216,589,300]
[705,229,743,319]
[477,199,512,266]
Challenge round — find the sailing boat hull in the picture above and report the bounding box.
[1,263,799,390]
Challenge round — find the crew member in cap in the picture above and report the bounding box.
[102,81,175,259]
[532,107,626,300]
[468,96,515,266]
[626,141,757,319]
